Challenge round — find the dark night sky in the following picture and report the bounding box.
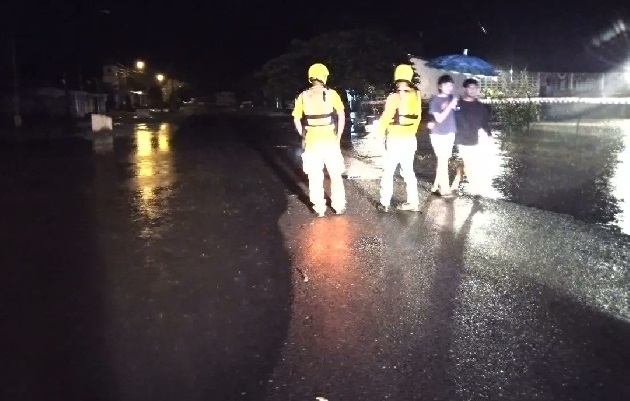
[4,0,630,92]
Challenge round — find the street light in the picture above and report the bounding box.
[156,73,165,83]
[136,60,145,71]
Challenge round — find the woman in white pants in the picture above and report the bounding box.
[428,75,458,196]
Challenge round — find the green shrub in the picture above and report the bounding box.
[482,79,541,135]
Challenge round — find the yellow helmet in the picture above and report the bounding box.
[394,64,414,82]
[308,63,329,84]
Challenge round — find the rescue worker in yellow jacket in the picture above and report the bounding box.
[292,63,346,217]
[375,64,422,212]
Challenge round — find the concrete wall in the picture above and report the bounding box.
[91,114,113,131]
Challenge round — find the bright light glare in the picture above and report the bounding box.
[136,128,153,157]
[136,60,145,70]
[158,124,170,152]
[365,119,379,134]
[156,74,165,82]
[132,123,175,222]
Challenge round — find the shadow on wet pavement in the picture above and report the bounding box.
[0,142,111,400]
[0,115,293,401]
[234,118,311,210]
[271,188,630,400]
[403,196,482,400]
[451,280,630,401]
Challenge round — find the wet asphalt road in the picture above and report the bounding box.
[1,114,629,401]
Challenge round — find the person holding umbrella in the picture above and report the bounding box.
[424,52,498,196]
[452,78,492,196]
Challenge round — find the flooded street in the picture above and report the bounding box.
[342,120,630,235]
[0,114,628,401]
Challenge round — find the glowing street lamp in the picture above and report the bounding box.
[156,73,165,83]
[136,60,145,71]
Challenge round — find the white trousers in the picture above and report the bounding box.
[302,145,346,212]
[457,133,492,195]
[429,132,455,192]
[380,137,419,206]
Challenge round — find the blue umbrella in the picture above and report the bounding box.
[425,54,498,76]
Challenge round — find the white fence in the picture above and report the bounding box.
[481,97,630,105]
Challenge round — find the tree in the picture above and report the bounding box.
[481,68,541,134]
[235,72,266,106]
[256,30,411,100]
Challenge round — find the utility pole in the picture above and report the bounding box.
[11,38,21,128]
[170,77,175,110]
[168,62,176,111]
[78,65,83,91]
[62,71,72,118]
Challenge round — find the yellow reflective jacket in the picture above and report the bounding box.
[378,89,422,138]
[300,88,335,128]
[391,90,421,127]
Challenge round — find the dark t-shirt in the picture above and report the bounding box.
[455,99,491,146]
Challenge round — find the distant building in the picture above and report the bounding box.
[410,56,630,98]
[102,65,126,89]
[160,78,185,103]
[538,72,630,97]
[1,87,106,118]
[102,64,148,109]
[214,91,237,107]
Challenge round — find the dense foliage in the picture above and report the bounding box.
[256,30,411,99]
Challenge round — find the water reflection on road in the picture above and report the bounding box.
[346,120,630,236]
[294,217,369,356]
[132,123,175,236]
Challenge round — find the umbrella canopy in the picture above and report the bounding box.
[425,54,499,76]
